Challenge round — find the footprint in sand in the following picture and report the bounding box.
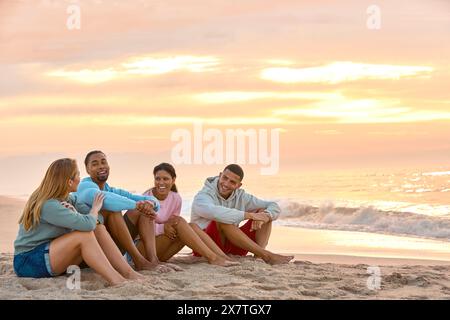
[254,284,287,291]
[214,282,241,288]
[293,260,313,266]
[432,266,450,271]
[18,279,47,291]
[80,281,109,291]
[408,275,431,287]
[298,289,320,297]
[419,272,444,280]
[384,272,408,286]
[440,286,450,293]
[0,264,13,275]
[292,276,310,282]
[170,278,188,288]
[338,284,363,294]
[228,269,260,279]
[288,283,302,289]
[221,295,244,299]
[384,273,431,288]
[303,282,323,289]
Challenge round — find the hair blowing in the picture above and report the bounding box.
[19,158,78,231]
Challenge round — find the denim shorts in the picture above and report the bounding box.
[14,242,56,278]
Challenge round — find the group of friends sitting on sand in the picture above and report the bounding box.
[13,150,293,286]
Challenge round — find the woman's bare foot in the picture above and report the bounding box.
[148,258,175,273]
[225,254,239,261]
[262,252,294,265]
[208,255,240,267]
[124,270,145,280]
[109,277,128,286]
[222,254,240,264]
[135,258,165,272]
[223,259,240,267]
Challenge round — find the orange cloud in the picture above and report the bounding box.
[45,55,221,84]
[261,62,434,84]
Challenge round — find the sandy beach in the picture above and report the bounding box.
[1,252,450,300]
[1,196,450,300]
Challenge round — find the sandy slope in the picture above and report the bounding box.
[1,253,450,300]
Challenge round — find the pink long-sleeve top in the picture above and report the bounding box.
[143,189,182,236]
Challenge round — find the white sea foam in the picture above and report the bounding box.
[277,200,450,241]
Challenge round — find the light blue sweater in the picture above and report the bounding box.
[14,194,95,255]
[74,177,160,213]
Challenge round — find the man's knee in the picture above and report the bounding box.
[215,221,235,231]
[125,209,140,219]
[177,216,188,224]
[95,223,107,231]
[100,210,121,217]
[169,216,186,224]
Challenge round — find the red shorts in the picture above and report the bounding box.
[193,220,256,257]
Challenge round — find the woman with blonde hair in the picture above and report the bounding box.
[14,158,143,286]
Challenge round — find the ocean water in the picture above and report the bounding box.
[5,166,450,243]
[173,167,450,242]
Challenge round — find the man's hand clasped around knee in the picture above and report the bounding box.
[250,208,271,231]
[244,209,271,232]
[136,200,157,219]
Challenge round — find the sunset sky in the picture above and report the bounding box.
[0,0,449,194]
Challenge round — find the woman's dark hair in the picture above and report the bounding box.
[153,163,178,193]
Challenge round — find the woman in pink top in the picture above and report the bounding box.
[124,163,237,267]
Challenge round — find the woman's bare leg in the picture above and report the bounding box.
[94,224,143,280]
[156,235,185,262]
[169,217,238,267]
[136,236,185,266]
[49,231,126,286]
[125,210,176,272]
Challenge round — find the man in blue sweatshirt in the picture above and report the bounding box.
[75,150,167,272]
